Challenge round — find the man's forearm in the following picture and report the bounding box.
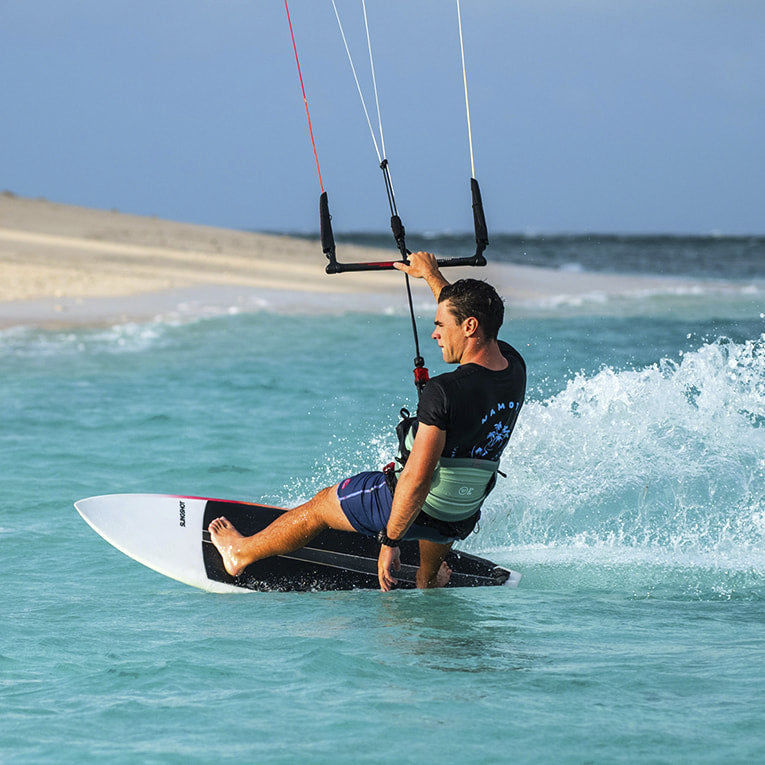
[386,471,431,540]
[423,269,449,301]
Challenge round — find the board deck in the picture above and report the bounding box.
[75,493,521,592]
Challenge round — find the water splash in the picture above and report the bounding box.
[471,335,765,595]
[279,431,397,509]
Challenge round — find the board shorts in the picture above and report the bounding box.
[336,470,480,544]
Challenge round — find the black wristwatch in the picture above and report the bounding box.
[377,530,402,547]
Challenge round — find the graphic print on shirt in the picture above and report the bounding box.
[468,400,521,460]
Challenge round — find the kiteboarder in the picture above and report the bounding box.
[208,251,526,590]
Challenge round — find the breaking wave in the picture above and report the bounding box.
[475,335,765,597]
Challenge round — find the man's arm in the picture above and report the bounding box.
[393,251,449,300]
[378,423,446,591]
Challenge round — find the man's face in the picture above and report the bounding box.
[432,299,468,363]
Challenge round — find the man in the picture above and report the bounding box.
[209,251,526,590]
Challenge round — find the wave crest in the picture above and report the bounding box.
[481,335,765,573]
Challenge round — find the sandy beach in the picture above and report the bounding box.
[0,193,750,328]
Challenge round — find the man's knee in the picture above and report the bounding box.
[312,484,338,515]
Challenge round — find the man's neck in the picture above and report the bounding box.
[459,339,508,371]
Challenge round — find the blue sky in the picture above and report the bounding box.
[2,1,763,234]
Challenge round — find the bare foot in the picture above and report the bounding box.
[416,561,453,589]
[435,561,452,587]
[208,516,248,576]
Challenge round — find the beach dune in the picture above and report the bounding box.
[0,193,736,328]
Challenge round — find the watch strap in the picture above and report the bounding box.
[377,530,402,547]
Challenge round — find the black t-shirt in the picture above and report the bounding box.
[417,340,526,460]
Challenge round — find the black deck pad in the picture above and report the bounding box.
[202,500,509,592]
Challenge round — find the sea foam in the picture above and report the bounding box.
[478,335,765,580]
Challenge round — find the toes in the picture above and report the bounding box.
[209,517,227,534]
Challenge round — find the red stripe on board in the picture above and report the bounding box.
[167,494,286,510]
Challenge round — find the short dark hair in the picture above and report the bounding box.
[438,279,504,340]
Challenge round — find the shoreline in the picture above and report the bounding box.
[1,194,761,329]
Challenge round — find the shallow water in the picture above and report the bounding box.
[2,264,764,761]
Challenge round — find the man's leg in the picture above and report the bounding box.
[208,484,355,576]
[416,539,454,588]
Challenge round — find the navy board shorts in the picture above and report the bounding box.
[336,470,480,544]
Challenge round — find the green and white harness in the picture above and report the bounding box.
[394,417,499,523]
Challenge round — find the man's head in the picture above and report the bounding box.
[439,279,504,339]
[432,279,504,363]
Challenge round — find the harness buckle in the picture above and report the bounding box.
[382,461,398,495]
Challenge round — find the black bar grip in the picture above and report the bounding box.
[471,177,488,265]
[320,191,340,273]
[323,257,485,273]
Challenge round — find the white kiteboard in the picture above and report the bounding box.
[75,493,522,592]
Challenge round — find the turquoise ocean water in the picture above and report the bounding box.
[2,237,764,762]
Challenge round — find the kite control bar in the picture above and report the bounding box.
[321,176,489,274]
[285,0,489,393]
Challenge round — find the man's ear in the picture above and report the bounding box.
[463,316,480,337]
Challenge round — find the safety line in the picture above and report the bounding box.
[330,0,383,163]
[361,0,387,160]
[285,0,324,191]
[456,0,476,178]
[331,1,399,238]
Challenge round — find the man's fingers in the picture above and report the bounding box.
[379,565,397,587]
[378,563,397,591]
[378,568,396,591]
[392,252,438,280]
[377,545,401,591]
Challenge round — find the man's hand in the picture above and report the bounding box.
[393,250,439,279]
[378,544,401,591]
[393,251,449,299]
